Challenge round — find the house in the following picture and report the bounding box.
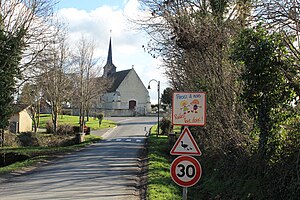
[9,104,32,133]
[99,38,151,116]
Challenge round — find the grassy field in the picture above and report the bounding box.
[0,135,101,174]
[39,114,116,130]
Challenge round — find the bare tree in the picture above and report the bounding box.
[1,0,58,86]
[71,36,107,132]
[138,0,254,157]
[37,30,72,134]
[0,0,57,138]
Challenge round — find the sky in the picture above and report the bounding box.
[55,0,168,104]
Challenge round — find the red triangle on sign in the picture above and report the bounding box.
[170,127,202,156]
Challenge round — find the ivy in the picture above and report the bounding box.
[231,26,297,163]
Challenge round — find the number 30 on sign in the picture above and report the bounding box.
[170,155,202,187]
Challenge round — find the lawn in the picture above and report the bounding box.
[39,114,116,130]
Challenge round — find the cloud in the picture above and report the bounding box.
[57,0,169,103]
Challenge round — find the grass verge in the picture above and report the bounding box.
[147,132,182,200]
[0,134,101,174]
[39,114,116,130]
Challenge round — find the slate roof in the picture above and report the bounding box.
[12,104,30,114]
[107,69,131,92]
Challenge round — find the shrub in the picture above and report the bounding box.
[159,117,172,135]
[18,132,40,146]
[57,124,74,135]
[45,120,53,133]
[97,113,104,126]
[3,131,20,147]
[46,121,74,135]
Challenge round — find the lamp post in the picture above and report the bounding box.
[148,79,160,138]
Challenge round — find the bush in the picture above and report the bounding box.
[45,121,53,133]
[57,124,74,135]
[97,113,104,126]
[18,132,40,146]
[3,131,20,147]
[46,121,75,135]
[159,117,172,135]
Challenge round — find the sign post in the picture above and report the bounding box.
[183,187,187,200]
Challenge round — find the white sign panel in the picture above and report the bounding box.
[172,92,206,126]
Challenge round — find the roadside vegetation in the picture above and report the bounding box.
[148,115,299,199]
[0,135,101,174]
[141,1,299,199]
[0,115,115,174]
[147,134,181,200]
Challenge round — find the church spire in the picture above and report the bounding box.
[106,37,113,65]
[103,34,116,77]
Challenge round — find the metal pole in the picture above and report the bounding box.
[157,81,160,138]
[183,187,187,200]
[183,126,189,199]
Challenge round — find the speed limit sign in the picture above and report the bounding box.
[170,155,202,187]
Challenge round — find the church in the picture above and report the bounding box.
[99,38,151,116]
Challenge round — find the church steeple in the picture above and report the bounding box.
[103,36,116,77]
[107,37,113,65]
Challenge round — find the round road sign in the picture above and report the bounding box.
[170,155,202,187]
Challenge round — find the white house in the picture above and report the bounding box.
[99,38,151,116]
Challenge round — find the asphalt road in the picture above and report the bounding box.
[0,117,156,200]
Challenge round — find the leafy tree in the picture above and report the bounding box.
[0,21,25,129]
[0,0,58,134]
[231,26,297,164]
[161,87,173,106]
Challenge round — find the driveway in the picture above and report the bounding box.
[0,117,156,200]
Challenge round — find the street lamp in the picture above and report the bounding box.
[148,79,160,137]
[148,79,160,138]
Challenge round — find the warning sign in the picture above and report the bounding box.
[172,92,206,126]
[170,127,201,156]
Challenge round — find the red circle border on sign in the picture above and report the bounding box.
[170,155,202,187]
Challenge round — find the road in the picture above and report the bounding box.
[0,117,156,200]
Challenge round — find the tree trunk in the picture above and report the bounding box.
[52,104,58,134]
[0,129,4,147]
[257,98,271,175]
